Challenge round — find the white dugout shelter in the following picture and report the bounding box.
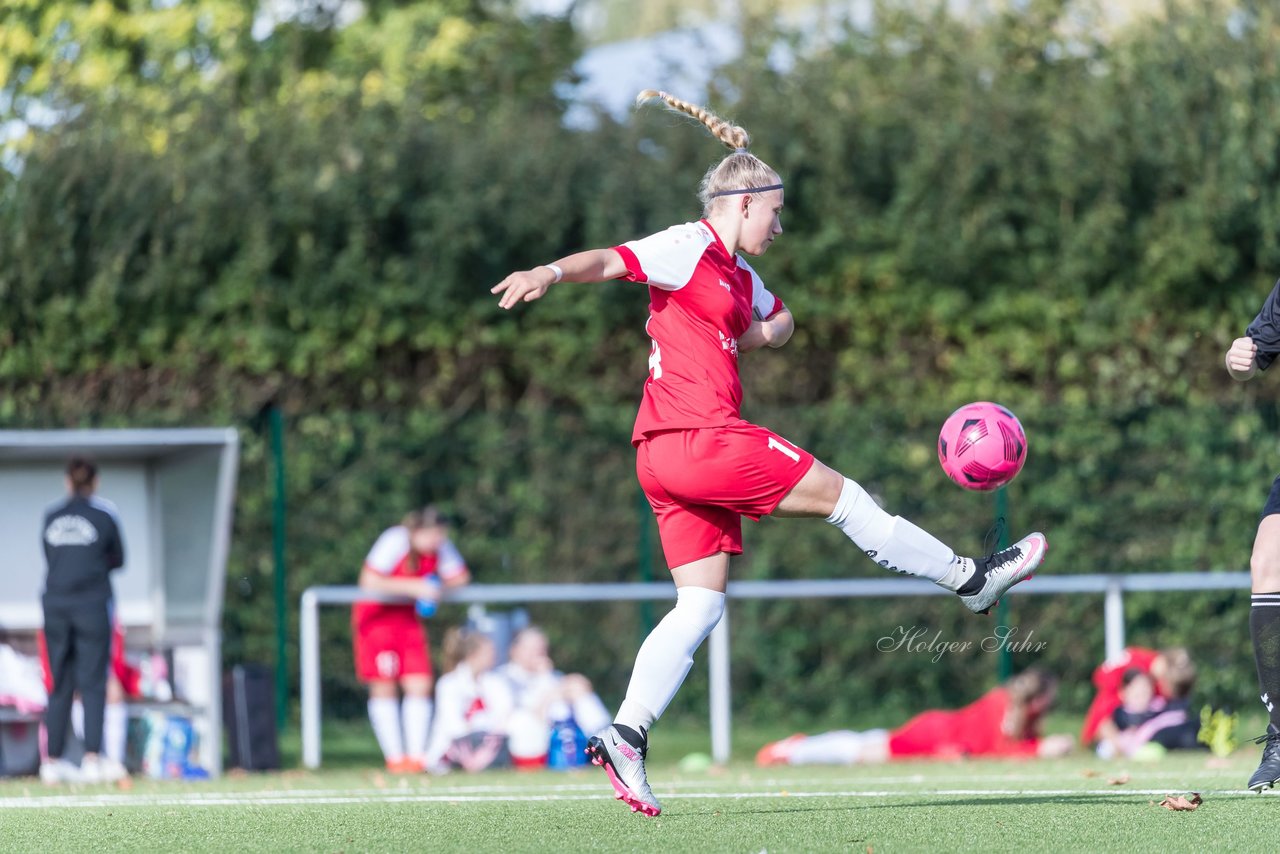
[0,428,239,775]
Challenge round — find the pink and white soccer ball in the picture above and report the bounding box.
[937,402,1027,491]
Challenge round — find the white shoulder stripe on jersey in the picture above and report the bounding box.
[737,255,782,319]
[365,526,411,574]
[622,221,713,291]
[436,538,468,580]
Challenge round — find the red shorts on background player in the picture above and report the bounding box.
[351,506,469,773]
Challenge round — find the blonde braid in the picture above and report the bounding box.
[636,89,750,151]
[636,89,780,215]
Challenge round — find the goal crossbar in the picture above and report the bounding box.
[300,571,1251,769]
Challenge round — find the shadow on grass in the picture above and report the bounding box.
[668,791,1196,818]
[850,793,1173,809]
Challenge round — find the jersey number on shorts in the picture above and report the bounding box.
[767,437,801,463]
[648,341,663,379]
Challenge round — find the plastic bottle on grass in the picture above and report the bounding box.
[547,716,587,770]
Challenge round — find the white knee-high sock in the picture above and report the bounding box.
[367,697,404,762]
[615,586,726,733]
[71,698,84,742]
[401,696,432,762]
[826,477,974,591]
[103,702,127,763]
[788,729,889,765]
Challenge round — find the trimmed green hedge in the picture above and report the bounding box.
[3,0,1278,723]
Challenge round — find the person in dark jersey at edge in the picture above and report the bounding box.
[40,457,128,785]
[1225,277,1280,791]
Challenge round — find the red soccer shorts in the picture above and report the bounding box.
[352,608,432,683]
[635,420,815,569]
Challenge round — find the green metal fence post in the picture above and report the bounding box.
[270,405,289,729]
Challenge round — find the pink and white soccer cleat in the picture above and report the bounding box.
[586,725,662,817]
[960,532,1047,615]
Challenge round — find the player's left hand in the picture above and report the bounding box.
[492,268,556,310]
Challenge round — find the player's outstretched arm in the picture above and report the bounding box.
[1225,336,1259,381]
[739,308,795,353]
[492,249,628,310]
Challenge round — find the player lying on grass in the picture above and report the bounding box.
[756,669,1072,765]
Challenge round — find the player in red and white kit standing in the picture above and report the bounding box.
[491,90,1048,816]
[352,506,470,773]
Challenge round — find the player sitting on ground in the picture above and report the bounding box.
[1081,646,1195,754]
[1097,667,1203,759]
[424,628,514,774]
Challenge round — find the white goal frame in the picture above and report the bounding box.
[300,571,1250,769]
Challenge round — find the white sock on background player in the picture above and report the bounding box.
[71,698,84,742]
[104,701,128,764]
[367,697,404,762]
[786,729,890,765]
[614,586,726,734]
[401,696,432,763]
[825,477,975,592]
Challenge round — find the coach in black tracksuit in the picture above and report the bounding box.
[42,457,125,764]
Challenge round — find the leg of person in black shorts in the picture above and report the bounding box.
[1246,476,1280,791]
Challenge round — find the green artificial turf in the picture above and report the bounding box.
[2,745,1272,853]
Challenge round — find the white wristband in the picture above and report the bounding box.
[543,263,564,283]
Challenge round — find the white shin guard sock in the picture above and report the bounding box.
[826,477,973,590]
[71,699,84,742]
[789,729,890,765]
[401,696,432,762]
[103,702,128,764]
[367,697,404,762]
[615,586,726,733]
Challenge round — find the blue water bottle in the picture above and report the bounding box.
[547,716,587,770]
[415,577,441,618]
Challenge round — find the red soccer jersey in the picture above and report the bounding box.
[887,687,1041,759]
[351,526,468,627]
[613,220,785,444]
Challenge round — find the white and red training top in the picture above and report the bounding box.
[613,220,786,445]
[352,525,468,624]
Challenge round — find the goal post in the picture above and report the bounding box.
[299,571,1251,769]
